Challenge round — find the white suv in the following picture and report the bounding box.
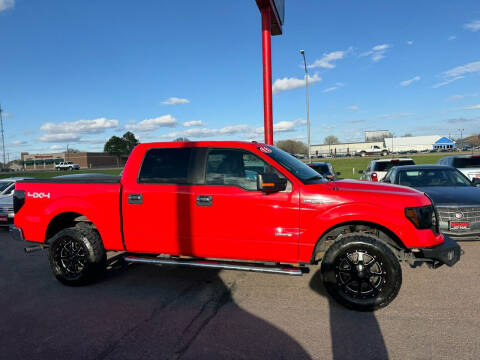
[360,158,415,181]
[55,161,80,170]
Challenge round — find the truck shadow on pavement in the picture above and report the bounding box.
[309,270,389,360]
[95,261,312,360]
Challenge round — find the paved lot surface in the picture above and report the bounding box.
[1,229,479,360]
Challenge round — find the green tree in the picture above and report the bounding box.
[122,131,140,153]
[104,135,127,157]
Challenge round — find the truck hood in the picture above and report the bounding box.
[415,186,480,205]
[330,179,422,196]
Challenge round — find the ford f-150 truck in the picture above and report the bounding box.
[11,141,462,311]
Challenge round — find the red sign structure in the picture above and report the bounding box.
[255,0,284,145]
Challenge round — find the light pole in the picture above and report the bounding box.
[458,128,464,151]
[300,50,311,162]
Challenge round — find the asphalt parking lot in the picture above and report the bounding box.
[1,229,479,360]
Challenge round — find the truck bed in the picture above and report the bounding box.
[14,177,124,250]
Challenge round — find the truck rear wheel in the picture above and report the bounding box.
[48,226,106,286]
[320,234,402,311]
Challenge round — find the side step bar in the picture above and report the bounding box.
[124,255,306,276]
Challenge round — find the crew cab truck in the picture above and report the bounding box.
[356,145,389,157]
[11,142,462,311]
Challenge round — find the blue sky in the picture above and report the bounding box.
[0,0,479,158]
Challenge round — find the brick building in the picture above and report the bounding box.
[20,152,127,170]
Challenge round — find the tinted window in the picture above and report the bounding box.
[397,169,471,187]
[373,160,415,172]
[452,157,480,168]
[0,182,13,193]
[139,148,192,184]
[309,164,330,175]
[206,149,283,190]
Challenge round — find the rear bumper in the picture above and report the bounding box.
[420,235,462,267]
[9,226,25,242]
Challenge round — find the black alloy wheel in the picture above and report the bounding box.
[321,233,402,311]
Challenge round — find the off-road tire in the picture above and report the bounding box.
[48,226,106,286]
[320,233,402,311]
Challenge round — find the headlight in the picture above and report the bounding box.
[405,205,436,230]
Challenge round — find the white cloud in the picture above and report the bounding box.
[377,113,414,120]
[125,115,177,132]
[448,35,456,41]
[448,94,465,101]
[49,145,64,150]
[0,0,14,12]
[272,73,321,94]
[406,40,414,45]
[433,76,464,88]
[400,75,421,87]
[443,61,480,78]
[161,119,306,140]
[347,105,359,111]
[183,120,203,127]
[40,118,118,134]
[360,44,391,62]
[322,82,344,93]
[39,133,81,143]
[465,104,480,110]
[464,20,480,32]
[161,97,190,105]
[10,140,27,146]
[308,50,348,69]
[274,119,306,132]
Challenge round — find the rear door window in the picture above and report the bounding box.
[138,148,193,184]
[453,157,480,168]
[374,160,415,172]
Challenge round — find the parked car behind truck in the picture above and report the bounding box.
[12,141,461,311]
[382,165,480,240]
[55,161,80,171]
[437,155,480,181]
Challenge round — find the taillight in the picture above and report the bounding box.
[371,172,378,181]
[13,190,25,214]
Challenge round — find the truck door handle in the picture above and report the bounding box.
[196,195,212,207]
[128,193,143,205]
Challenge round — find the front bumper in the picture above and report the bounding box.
[420,235,462,267]
[9,226,25,242]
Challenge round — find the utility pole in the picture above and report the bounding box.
[0,105,6,168]
[300,50,311,162]
[458,128,464,151]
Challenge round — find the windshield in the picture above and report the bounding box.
[374,160,414,172]
[265,146,325,184]
[397,169,472,187]
[453,157,480,168]
[0,182,13,193]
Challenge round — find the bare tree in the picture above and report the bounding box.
[324,135,339,145]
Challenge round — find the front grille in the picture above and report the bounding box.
[437,206,480,223]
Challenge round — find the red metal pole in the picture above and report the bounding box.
[261,6,274,145]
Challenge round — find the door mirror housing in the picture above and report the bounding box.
[472,178,480,187]
[257,173,287,193]
[358,170,364,174]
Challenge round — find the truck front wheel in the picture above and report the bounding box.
[48,226,106,286]
[320,234,402,311]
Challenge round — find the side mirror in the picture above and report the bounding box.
[358,170,364,174]
[472,178,480,187]
[257,173,287,193]
[335,172,341,176]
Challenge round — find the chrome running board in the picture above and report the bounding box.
[123,255,306,276]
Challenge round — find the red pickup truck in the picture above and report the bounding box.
[12,141,461,311]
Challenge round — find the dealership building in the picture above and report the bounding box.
[20,152,126,170]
